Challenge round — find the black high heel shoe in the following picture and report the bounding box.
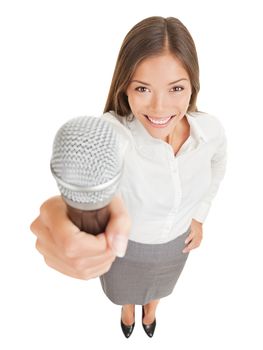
[142,305,156,337]
[120,307,135,338]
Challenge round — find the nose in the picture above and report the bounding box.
[149,93,167,115]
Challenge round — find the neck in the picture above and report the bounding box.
[166,116,189,144]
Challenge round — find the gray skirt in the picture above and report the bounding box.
[99,226,191,305]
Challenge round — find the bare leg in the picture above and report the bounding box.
[121,304,135,326]
[143,299,160,325]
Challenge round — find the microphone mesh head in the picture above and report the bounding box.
[50,116,122,208]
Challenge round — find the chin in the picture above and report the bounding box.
[145,125,172,139]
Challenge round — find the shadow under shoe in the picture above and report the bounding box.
[120,307,135,338]
[142,305,156,337]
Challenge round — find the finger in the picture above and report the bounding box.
[44,254,115,280]
[34,225,69,262]
[36,235,72,265]
[105,202,131,257]
[62,231,111,258]
[80,259,116,280]
[184,232,194,244]
[39,196,80,244]
[34,216,114,260]
[182,238,200,253]
[30,216,45,237]
[40,197,113,256]
[43,255,90,280]
[34,223,64,258]
[36,233,116,267]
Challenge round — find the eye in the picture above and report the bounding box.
[171,86,184,92]
[135,86,149,93]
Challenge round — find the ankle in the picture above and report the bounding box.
[143,300,160,314]
[123,304,135,312]
[143,306,155,317]
[121,305,135,325]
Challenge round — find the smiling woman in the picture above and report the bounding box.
[31,16,227,339]
[97,16,227,338]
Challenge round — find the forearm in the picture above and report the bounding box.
[192,130,227,223]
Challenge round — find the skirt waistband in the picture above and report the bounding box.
[121,226,191,264]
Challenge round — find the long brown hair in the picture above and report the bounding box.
[103,16,200,118]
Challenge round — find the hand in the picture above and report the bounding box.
[182,218,203,253]
[30,195,131,280]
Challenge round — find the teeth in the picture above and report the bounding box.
[147,116,172,125]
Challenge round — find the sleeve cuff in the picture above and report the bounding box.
[192,201,211,223]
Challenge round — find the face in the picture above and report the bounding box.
[126,53,192,141]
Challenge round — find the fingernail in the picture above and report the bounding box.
[112,235,128,258]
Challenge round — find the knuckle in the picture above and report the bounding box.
[35,239,41,252]
[39,196,61,219]
[30,218,39,234]
[35,239,45,256]
[39,200,49,216]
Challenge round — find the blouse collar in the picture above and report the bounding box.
[126,112,208,148]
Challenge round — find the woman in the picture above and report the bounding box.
[31,16,227,338]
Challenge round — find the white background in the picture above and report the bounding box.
[1,0,262,348]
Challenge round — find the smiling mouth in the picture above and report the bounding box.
[144,114,176,126]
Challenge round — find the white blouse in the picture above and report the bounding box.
[101,110,227,244]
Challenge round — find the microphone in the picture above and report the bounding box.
[50,116,123,235]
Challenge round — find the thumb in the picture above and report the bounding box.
[105,214,130,257]
[105,194,131,257]
[185,231,194,244]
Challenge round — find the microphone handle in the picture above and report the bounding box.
[66,204,111,235]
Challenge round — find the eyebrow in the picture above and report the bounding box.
[130,78,189,86]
